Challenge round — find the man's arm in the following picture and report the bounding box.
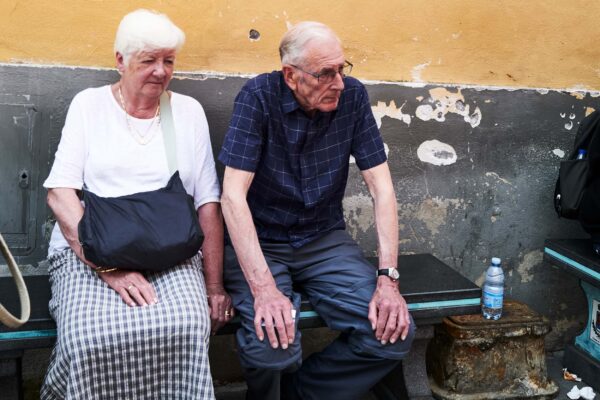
[221,166,295,349]
[361,162,411,344]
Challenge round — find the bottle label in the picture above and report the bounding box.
[483,290,503,308]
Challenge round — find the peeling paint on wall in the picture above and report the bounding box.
[552,149,565,158]
[517,250,543,283]
[560,112,576,130]
[371,100,411,128]
[417,140,457,166]
[415,87,482,128]
[586,107,596,116]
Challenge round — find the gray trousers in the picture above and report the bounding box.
[224,230,416,400]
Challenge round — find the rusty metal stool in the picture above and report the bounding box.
[427,301,559,399]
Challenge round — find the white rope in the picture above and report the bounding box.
[0,233,30,328]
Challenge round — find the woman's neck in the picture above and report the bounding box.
[113,82,161,119]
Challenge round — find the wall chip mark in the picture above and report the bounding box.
[485,172,512,185]
[249,29,260,41]
[411,61,430,83]
[417,140,457,166]
[371,100,411,128]
[586,107,596,116]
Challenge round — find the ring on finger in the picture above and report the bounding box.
[127,284,134,291]
[225,310,231,317]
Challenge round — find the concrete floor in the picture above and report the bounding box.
[214,352,595,400]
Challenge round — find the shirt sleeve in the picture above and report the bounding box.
[351,85,387,171]
[43,92,87,189]
[193,103,221,210]
[218,87,265,172]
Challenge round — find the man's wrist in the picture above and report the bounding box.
[376,267,400,282]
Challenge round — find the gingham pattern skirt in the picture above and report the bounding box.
[41,249,214,399]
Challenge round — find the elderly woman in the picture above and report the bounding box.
[41,9,232,399]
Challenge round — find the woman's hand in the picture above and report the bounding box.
[206,283,234,335]
[97,269,158,307]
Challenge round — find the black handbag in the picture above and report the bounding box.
[78,92,202,271]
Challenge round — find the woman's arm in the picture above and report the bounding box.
[47,188,93,267]
[197,202,233,334]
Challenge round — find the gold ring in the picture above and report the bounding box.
[225,311,231,317]
[127,284,134,291]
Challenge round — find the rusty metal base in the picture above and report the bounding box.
[427,301,558,400]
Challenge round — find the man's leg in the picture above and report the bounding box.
[223,244,302,400]
[286,230,416,400]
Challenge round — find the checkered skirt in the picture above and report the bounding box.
[41,249,214,399]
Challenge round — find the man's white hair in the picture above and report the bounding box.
[279,21,341,66]
[114,9,185,66]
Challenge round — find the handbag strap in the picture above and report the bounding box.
[160,91,177,175]
[0,233,30,328]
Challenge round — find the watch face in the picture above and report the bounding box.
[389,268,400,280]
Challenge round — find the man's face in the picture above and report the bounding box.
[284,38,346,116]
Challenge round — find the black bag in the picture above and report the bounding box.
[78,171,202,271]
[554,110,600,219]
[77,91,202,271]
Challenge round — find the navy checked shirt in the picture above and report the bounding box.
[219,71,386,247]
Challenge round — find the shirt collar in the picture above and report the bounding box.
[280,74,301,114]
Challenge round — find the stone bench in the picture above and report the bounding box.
[0,253,481,399]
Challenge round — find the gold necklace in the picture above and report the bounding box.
[117,85,161,145]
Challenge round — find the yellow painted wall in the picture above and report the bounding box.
[1,0,599,90]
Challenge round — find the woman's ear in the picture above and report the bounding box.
[115,52,125,75]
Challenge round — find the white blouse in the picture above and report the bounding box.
[44,85,221,256]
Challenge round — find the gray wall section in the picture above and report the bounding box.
[0,64,593,349]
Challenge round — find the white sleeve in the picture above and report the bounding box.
[193,103,221,209]
[43,92,87,189]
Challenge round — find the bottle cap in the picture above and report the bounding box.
[491,257,501,265]
[578,149,587,156]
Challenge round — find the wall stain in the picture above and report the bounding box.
[343,193,374,236]
[414,197,463,236]
[517,250,543,283]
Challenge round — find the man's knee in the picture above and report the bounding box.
[348,317,417,360]
[236,328,303,370]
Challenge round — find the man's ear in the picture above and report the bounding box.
[282,65,298,91]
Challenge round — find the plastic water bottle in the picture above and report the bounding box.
[482,257,504,320]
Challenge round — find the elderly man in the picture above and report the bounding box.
[219,21,415,400]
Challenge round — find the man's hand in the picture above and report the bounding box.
[206,283,235,335]
[368,277,410,345]
[253,285,295,350]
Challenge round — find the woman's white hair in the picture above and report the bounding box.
[114,9,185,65]
[279,21,341,66]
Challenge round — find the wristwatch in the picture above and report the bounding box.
[377,267,400,282]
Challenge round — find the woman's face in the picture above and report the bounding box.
[117,49,176,99]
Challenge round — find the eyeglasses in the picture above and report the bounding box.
[290,60,353,84]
